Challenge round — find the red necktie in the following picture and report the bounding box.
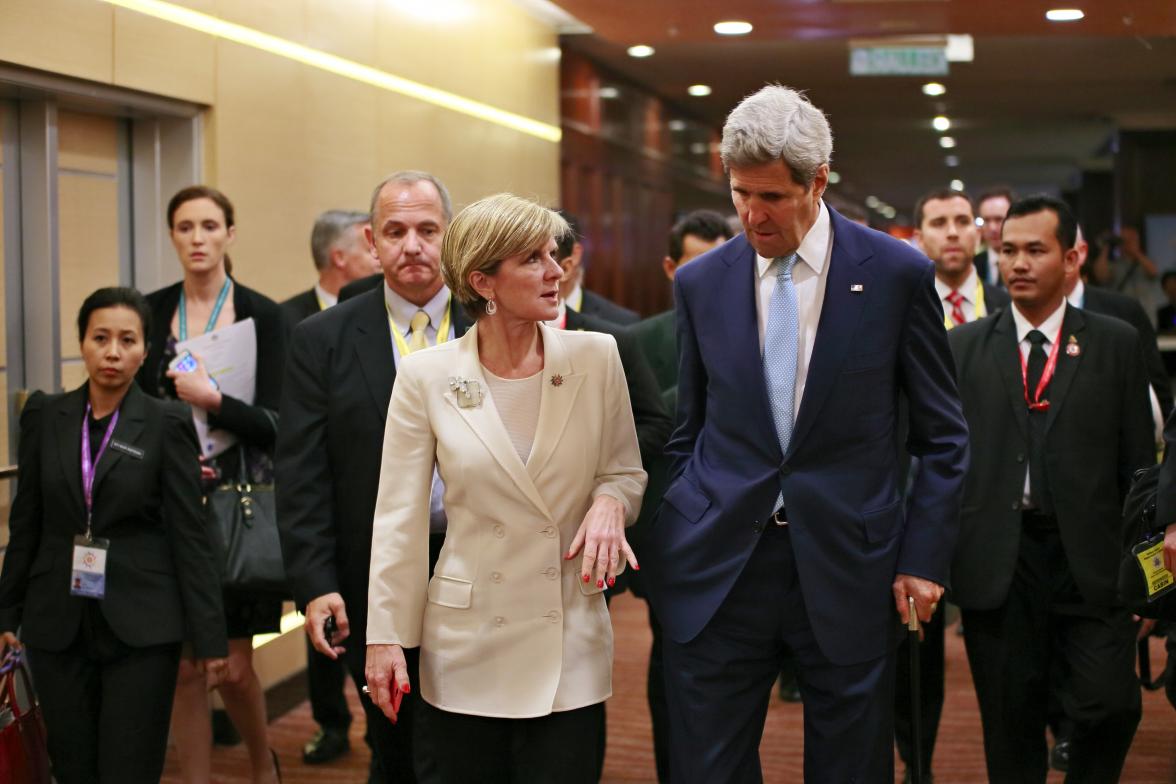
[946,290,966,326]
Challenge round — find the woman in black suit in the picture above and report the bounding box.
[0,287,227,783]
[138,186,286,784]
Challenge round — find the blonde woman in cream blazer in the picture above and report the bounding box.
[365,194,646,783]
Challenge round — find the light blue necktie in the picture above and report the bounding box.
[764,253,800,459]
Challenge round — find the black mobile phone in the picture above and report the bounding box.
[323,615,338,645]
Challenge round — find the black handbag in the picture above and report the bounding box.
[206,445,287,595]
[1117,463,1176,619]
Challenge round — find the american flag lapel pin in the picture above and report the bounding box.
[850,284,864,293]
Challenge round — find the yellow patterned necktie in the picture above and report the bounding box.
[408,310,430,353]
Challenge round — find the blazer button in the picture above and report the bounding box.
[544,566,558,580]
[490,571,503,583]
[493,524,506,539]
[1011,501,1021,511]
[752,522,763,534]
[1016,453,1025,463]
[545,610,561,623]
[540,525,557,538]
[494,616,506,627]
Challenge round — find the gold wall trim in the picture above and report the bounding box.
[97,0,562,143]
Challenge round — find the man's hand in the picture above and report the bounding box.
[305,592,349,659]
[893,573,944,627]
[1161,522,1176,574]
[366,643,411,723]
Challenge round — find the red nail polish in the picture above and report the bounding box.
[607,577,615,587]
[633,564,641,571]
[402,684,411,694]
[597,579,604,588]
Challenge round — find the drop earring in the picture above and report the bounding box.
[485,298,497,316]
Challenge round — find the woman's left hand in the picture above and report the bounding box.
[166,353,223,413]
[567,495,637,589]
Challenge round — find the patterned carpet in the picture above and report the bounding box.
[162,591,1176,782]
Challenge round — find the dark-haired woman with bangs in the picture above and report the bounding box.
[139,185,286,783]
[0,287,227,783]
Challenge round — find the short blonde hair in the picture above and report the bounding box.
[441,194,568,319]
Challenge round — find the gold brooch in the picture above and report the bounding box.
[550,374,564,387]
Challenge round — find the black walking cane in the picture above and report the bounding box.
[908,595,925,784]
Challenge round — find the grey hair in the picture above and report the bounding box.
[368,170,454,226]
[310,209,369,271]
[719,84,833,187]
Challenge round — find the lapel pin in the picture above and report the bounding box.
[1065,335,1080,357]
[550,374,564,387]
[850,284,864,293]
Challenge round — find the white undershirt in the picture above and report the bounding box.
[483,369,543,464]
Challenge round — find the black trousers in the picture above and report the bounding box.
[894,601,945,775]
[961,524,1140,784]
[26,604,181,784]
[307,635,353,730]
[663,524,897,784]
[413,698,603,783]
[645,600,671,783]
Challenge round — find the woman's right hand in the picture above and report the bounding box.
[0,631,21,651]
[366,643,411,723]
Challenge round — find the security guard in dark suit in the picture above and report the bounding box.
[948,196,1154,783]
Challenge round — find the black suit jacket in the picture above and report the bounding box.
[338,273,383,303]
[1081,285,1173,418]
[948,305,1154,610]
[276,287,472,636]
[0,384,226,657]
[138,279,286,451]
[280,288,322,333]
[579,289,639,325]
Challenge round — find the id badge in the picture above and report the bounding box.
[71,535,110,599]
[1132,534,1176,603]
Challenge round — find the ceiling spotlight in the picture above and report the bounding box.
[689,142,708,155]
[945,155,960,167]
[950,179,965,191]
[687,84,712,97]
[714,20,753,35]
[932,116,951,132]
[922,82,947,97]
[668,119,687,132]
[1046,8,1085,21]
[881,206,897,219]
[939,136,957,149]
[627,45,655,58]
[598,86,619,99]
[974,217,984,227]
[828,171,842,184]
[865,195,880,209]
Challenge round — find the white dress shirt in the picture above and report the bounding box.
[985,247,1001,287]
[1066,278,1085,309]
[314,283,338,310]
[384,281,454,533]
[934,265,982,324]
[756,200,834,420]
[1011,300,1067,507]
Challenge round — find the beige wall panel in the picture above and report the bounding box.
[302,0,379,68]
[0,0,114,84]
[58,111,119,175]
[215,0,305,45]
[58,175,120,357]
[373,0,559,125]
[0,179,7,367]
[61,362,89,393]
[113,7,216,104]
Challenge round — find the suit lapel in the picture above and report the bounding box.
[354,289,398,419]
[90,383,146,507]
[788,214,872,457]
[444,324,553,520]
[988,308,1029,443]
[1044,305,1085,433]
[525,325,584,485]
[55,386,87,522]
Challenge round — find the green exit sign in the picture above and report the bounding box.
[850,46,949,76]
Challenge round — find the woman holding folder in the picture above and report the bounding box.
[138,185,287,783]
[0,287,227,783]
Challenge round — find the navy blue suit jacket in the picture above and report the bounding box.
[648,208,969,665]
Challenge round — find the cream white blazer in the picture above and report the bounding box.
[367,322,646,718]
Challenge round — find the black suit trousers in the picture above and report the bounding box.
[306,635,353,730]
[26,604,181,784]
[961,525,1140,784]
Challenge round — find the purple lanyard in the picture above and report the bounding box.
[81,402,120,538]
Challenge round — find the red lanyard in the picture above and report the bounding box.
[1018,327,1063,411]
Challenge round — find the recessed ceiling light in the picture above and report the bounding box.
[974,216,984,227]
[599,86,619,99]
[687,84,712,97]
[627,44,655,58]
[932,116,951,132]
[922,82,947,97]
[939,136,957,149]
[881,206,897,219]
[1046,8,1084,21]
[828,171,841,184]
[668,119,687,132]
[950,179,965,191]
[865,196,880,209]
[945,155,960,167]
[714,20,753,35]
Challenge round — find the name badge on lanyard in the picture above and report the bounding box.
[72,403,120,599]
